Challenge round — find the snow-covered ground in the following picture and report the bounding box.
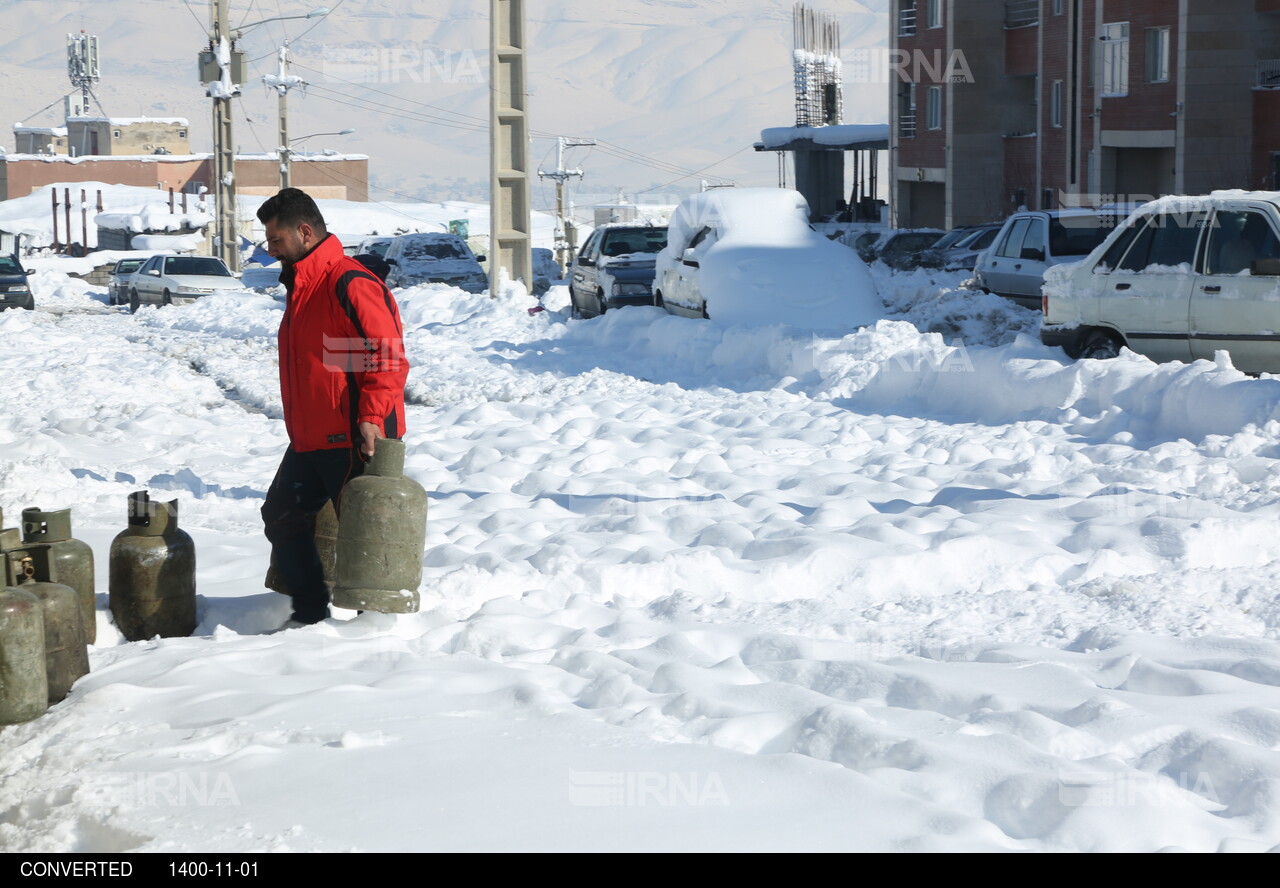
[3,261,1280,852]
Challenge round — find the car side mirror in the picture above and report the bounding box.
[147,269,161,276]
[1253,257,1280,276]
[24,269,34,276]
[1020,247,1045,262]
[682,248,700,267]
[577,257,594,267]
[475,255,486,263]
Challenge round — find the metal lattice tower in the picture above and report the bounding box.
[793,4,842,127]
[66,32,100,118]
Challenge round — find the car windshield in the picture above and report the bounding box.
[601,229,668,256]
[115,259,144,274]
[164,257,231,277]
[1049,215,1124,256]
[402,239,467,261]
[932,229,975,251]
[365,241,391,258]
[0,255,22,274]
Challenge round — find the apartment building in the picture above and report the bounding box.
[891,0,1280,228]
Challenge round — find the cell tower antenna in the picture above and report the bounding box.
[66,31,101,118]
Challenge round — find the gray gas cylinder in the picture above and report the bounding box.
[332,439,427,614]
[0,586,47,725]
[264,500,338,595]
[109,492,197,642]
[20,507,96,645]
[11,557,89,705]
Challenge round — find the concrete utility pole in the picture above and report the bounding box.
[265,43,307,190]
[489,0,533,295]
[537,136,594,272]
[203,0,241,271]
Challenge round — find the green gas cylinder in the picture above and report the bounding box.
[12,557,89,705]
[20,508,96,644]
[332,439,427,614]
[109,492,197,642]
[264,500,338,595]
[0,586,47,725]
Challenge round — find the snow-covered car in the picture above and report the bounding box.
[654,187,883,329]
[972,207,1134,308]
[0,252,34,311]
[127,254,242,312]
[107,257,147,306]
[383,232,488,293]
[855,228,946,270]
[568,224,668,318]
[533,247,559,298]
[1041,191,1280,373]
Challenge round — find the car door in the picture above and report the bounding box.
[1190,205,1280,372]
[570,230,600,310]
[1096,209,1203,364]
[667,226,712,317]
[981,216,1032,296]
[135,256,161,300]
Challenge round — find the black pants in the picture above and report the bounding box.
[262,446,364,624]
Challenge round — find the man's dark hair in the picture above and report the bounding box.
[257,187,328,236]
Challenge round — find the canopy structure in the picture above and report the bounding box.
[754,124,889,223]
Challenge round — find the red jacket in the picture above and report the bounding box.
[277,234,408,452]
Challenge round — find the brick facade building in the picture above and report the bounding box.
[891,0,1280,228]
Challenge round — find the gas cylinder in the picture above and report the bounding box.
[264,500,338,595]
[0,586,47,725]
[20,507,96,644]
[109,492,197,642]
[12,557,89,705]
[333,439,427,614]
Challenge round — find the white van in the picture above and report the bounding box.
[1040,191,1280,372]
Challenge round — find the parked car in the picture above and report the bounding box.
[569,223,668,318]
[0,251,34,311]
[855,228,946,270]
[1041,192,1280,373]
[383,232,488,293]
[654,187,882,329]
[107,257,147,306]
[972,207,1136,307]
[915,223,1003,271]
[128,254,242,312]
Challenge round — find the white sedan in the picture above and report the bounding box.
[128,255,243,312]
[654,187,883,331]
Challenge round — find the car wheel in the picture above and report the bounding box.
[595,290,607,316]
[1077,328,1122,360]
[162,289,173,306]
[129,290,140,314]
[654,290,665,310]
[22,293,35,310]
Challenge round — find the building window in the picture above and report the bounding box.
[1051,80,1064,127]
[1146,27,1170,83]
[927,0,941,28]
[898,1,917,37]
[178,130,187,138]
[1052,0,1064,14]
[899,81,917,138]
[112,130,121,138]
[1100,22,1130,97]
[926,86,942,130]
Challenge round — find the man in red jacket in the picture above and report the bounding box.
[257,188,409,627]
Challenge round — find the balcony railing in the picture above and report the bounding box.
[898,5,917,37]
[1258,58,1280,87]
[899,113,917,138]
[1005,0,1040,28]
